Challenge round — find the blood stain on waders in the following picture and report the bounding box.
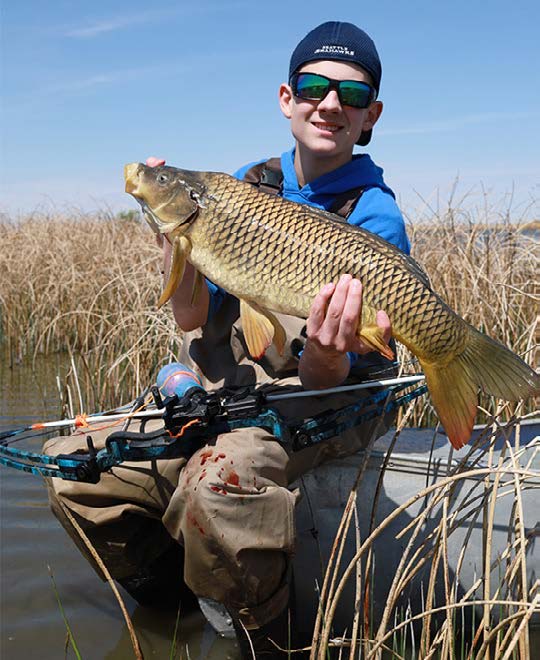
[186,511,206,535]
[225,469,240,487]
[199,450,213,466]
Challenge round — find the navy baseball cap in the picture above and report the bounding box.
[289,22,381,146]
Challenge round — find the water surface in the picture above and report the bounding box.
[0,352,239,659]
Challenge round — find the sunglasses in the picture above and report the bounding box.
[290,72,377,109]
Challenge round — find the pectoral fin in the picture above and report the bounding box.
[240,299,286,359]
[190,269,204,307]
[158,235,190,308]
[358,324,395,360]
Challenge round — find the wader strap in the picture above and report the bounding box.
[328,185,365,219]
[243,158,283,195]
[243,158,364,218]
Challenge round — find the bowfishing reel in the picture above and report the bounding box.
[155,363,206,403]
[152,363,213,433]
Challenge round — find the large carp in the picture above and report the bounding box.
[124,162,539,449]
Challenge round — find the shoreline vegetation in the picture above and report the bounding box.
[1,201,538,658]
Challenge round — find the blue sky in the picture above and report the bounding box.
[1,1,539,219]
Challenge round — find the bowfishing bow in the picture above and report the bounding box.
[0,364,427,483]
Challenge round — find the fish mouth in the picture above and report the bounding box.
[124,163,161,234]
[123,162,167,234]
[124,162,142,195]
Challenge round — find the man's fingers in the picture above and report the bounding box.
[306,282,335,334]
[338,278,362,338]
[322,274,352,337]
[146,157,166,167]
[306,277,391,359]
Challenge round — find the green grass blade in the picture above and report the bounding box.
[48,565,82,660]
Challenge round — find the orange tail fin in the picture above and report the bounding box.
[419,327,539,449]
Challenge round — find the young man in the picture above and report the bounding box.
[45,21,410,659]
[155,20,409,655]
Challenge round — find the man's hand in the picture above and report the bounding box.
[307,274,391,355]
[298,274,392,389]
[146,156,166,167]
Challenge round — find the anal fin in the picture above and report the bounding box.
[357,324,394,360]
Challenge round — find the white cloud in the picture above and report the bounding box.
[64,10,174,38]
[64,3,251,39]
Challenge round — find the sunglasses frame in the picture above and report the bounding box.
[289,71,377,109]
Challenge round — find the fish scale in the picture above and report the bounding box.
[124,163,540,449]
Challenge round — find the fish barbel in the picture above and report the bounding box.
[124,162,539,449]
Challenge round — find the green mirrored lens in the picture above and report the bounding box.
[295,73,329,99]
[339,81,372,107]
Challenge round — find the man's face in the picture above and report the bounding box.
[279,60,382,161]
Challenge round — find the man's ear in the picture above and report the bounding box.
[279,83,294,119]
[362,100,383,131]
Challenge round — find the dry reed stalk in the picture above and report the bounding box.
[440,491,454,660]
[348,502,362,660]
[481,406,507,659]
[501,427,530,658]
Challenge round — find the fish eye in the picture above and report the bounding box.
[157,172,169,185]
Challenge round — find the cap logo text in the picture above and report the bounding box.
[314,45,355,56]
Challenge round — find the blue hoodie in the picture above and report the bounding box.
[207,147,410,319]
[235,148,410,254]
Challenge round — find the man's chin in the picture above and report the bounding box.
[309,139,349,157]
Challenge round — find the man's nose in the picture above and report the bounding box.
[317,89,342,112]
